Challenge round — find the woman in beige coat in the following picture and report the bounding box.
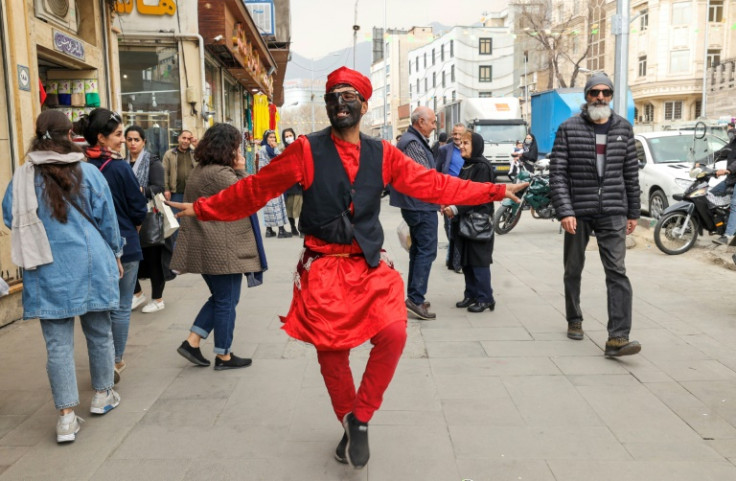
[172,124,264,370]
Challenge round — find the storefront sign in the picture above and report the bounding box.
[53,31,85,61]
[244,1,275,36]
[114,0,176,16]
[17,65,30,92]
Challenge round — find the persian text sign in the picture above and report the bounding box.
[53,31,85,61]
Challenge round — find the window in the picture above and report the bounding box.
[588,4,606,71]
[408,60,411,75]
[479,65,492,82]
[423,53,427,68]
[635,139,646,163]
[417,78,420,93]
[452,90,456,101]
[638,56,647,77]
[670,50,689,73]
[433,97,437,112]
[709,1,723,22]
[424,78,428,91]
[442,95,446,105]
[644,103,654,123]
[432,72,436,88]
[432,49,435,65]
[664,101,683,120]
[694,100,702,119]
[671,2,690,25]
[479,38,492,55]
[479,92,493,98]
[451,65,455,82]
[707,49,721,69]
[441,44,445,62]
[639,9,649,31]
[450,40,454,57]
[442,71,446,88]
[415,57,419,72]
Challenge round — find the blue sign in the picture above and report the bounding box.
[53,30,85,61]
[244,1,275,36]
[17,65,30,92]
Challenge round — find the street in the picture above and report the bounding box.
[2,200,736,481]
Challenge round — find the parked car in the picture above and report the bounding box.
[635,131,728,219]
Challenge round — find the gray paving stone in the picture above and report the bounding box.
[547,460,736,481]
[456,459,557,481]
[93,459,189,481]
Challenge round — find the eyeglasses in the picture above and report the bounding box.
[588,89,613,98]
[324,90,364,104]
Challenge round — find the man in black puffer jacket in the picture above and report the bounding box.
[550,73,641,358]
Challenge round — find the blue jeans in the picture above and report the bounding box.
[191,273,243,355]
[111,261,139,363]
[40,311,114,409]
[401,209,438,305]
[462,266,494,303]
[710,181,736,236]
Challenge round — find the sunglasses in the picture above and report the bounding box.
[324,90,364,104]
[587,89,613,98]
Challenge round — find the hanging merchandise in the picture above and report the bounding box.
[39,79,47,106]
[45,81,59,107]
[71,80,85,107]
[85,79,100,107]
[252,93,270,140]
[58,81,71,106]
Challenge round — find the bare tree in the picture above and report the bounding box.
[514,0,598,89]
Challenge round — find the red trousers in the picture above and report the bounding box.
[316,320,407,424]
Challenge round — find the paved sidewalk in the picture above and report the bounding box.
[2,200,736,480]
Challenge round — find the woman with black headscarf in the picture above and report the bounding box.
[441,131,496,313]
[520,133,538,172]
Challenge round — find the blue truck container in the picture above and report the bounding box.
[531,88,636,156]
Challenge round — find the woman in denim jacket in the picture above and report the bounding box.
[2,110,124,443]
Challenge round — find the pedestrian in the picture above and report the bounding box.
[520,133,538,172]
[390,106,440,320]
[442,131,497,313]
[509,140,524,181]
[430,131,448,159]
[162,130,196,203]
[125,125,174,313]
[709,130,736,246]
[549,72,642,357]
[437,123,467,273]
[281,127,303,237]
[172,123,267,371]
[2,110,124,443]
[79,108,148,382]
[167,66,526,469]
[258,129,291,238]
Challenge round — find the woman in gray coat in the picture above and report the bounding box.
[172,124,264,370]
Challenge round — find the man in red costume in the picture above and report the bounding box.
[169,66,526,469]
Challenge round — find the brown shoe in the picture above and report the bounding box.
[405,298,436,320]
[567,321,584,340]
[604,337,641,357]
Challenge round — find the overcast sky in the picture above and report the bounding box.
[289,0,508,59]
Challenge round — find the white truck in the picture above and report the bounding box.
[442,97,527,178]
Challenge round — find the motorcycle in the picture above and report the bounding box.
[494,160,556,235]
[653,166,732,255]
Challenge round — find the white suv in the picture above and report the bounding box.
[635,131,727,219]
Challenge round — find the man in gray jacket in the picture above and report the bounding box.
[549,73,641,357]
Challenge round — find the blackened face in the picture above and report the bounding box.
[325,89,364,130]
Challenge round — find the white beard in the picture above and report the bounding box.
[588,103,612,122]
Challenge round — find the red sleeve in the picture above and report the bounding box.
[382,141,506,205]
[193,137,311,221]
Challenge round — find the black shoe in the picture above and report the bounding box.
[604,338,642,357]
[277,227,292,238]
[334,432,348,464]
[405,298,436,320]
[265,227,276,238]
[214,353,253,370]
[342,413,369,469]
[455,297,476,308]
[467,301,495,313]
[177,340,211,367]
[289,218,299,236]
[567,320,584,340]
[453,266,463,274]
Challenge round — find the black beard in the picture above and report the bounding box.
[326,99,362,130]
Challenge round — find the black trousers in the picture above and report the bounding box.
[135,246,166,299]
[563,215,632,339]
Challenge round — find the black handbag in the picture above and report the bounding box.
[457,211,493,241]
[139,206,165,248]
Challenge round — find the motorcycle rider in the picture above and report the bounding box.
[710,128,736,245]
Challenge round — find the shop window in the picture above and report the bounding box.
[224,80,241,126]
[119,46,183,158]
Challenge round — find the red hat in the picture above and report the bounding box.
[325,66,372,101]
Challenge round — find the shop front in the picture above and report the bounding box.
[0,0,116,324]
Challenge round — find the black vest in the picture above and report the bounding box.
[300,128,385,267]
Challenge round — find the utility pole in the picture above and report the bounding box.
[353,0,360,70]
[612,0,630,118]
[701,0,711,118]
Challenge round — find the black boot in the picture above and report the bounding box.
[265,227,275,238]
[277,226,292,238]
[289,217,299,236]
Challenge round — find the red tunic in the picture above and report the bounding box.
[194,133,507,350]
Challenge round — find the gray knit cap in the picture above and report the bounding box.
[584,72,614,97]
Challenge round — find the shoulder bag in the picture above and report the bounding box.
[457,211,494,241]
[139,202,165,247]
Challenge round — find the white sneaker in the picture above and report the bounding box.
[142,299,165,313]
[90,389,120,414]
[131,293,146,310]
[56,411,84,443]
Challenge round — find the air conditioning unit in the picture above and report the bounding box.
[35,0,79,34]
